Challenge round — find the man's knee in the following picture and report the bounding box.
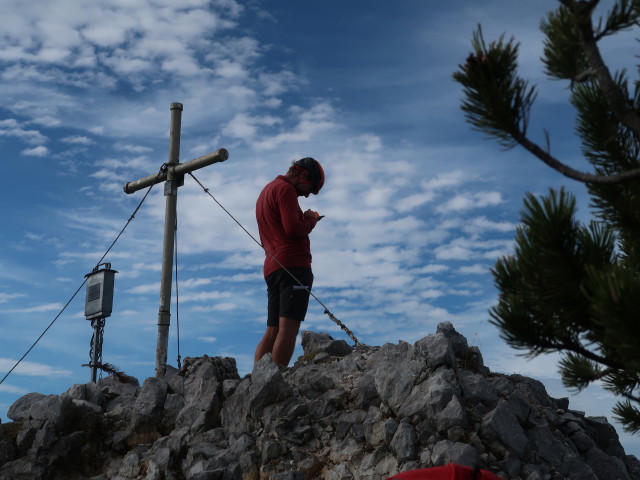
[278,317,300,333]
[262,325,278,338]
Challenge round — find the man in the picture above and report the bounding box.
[254,157,325,366]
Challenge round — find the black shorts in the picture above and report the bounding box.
[265,267,314,326]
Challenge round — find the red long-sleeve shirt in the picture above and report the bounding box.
[256,176,318,278]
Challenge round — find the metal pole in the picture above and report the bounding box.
[122,148,229,194]
[155,102,182,378]
[90,318,104,383]
[91,322,99,382]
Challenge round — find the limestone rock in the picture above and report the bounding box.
[1,323,638,480]
[301,331,352,358]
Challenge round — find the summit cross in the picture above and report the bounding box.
[123,102,228,378]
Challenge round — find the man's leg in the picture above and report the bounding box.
[256,270,281,364]
[271,317,300,366]
[254,326,279,363]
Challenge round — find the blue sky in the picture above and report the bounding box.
[1,0,639,457]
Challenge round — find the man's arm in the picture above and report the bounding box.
[279,188,317,237]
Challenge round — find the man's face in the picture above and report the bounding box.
[295,170,313,197]
[296,181,312,198]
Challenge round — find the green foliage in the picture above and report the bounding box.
[541,0,639,80]
[558,353,603,391]
[597,0,640,38]
[613,400,640,433]
[572,74,640,264]
[455,0,640,434]
[490,185,640,432]
[541,6,588,81]
[489,188,617,358]
[452,27,537,149]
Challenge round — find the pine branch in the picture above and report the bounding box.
[558,0,601,15]
[613,399,640,433]
[512,131,640,184]
[453,27,537,149]
[461,0,640,436]
[560,0,640,142]
[455,17,640,185]
[490,295,621,369]
[593,0,640,40]
[573,68,597,83]
[541,5,590,82]
[559,338,626,370]
[619,390,640,403]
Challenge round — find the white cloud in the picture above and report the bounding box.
[252,102,341,150]
[0,293,25,303]
[198,336,218,343]
[424,170,466,190]
[0,358,72,377]
[114,143,154,154]
[436,191,503,213]
[259,71,302,97]
[395,191,435,212]
[129,283,160,295]
[462,216,516,234]
[475,191,504,206]
[458,264,490,275]
[0,119,48,144]
[21,146,49,157]
[0,383,29,394]
[91,169,123,181]
[0,0,248,112]
[360,134,382,153]
[222,113,280,141]
[434,245,474,261]
[206,36,260,70]
[180,291,233,302]
[487,350,564,381]
[10,303,63,313]
[97,155,154,172]
[181,278,213,288]
[414,264,449,274]
[61,135,94,145]
[363,186,395,208]
[32,115,61,128]
[191,302,237,312]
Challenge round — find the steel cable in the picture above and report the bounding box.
[188,172,359,346]
[0,167,164,386]
[174,216,182,369]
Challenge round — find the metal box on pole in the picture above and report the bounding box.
[84,264,117,320]
[84,263,117,383]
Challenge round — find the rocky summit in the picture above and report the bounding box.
[1,322,639,480]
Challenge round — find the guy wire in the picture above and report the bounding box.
[188,172,359,346]
[174,216,182,369]
[0,167,164,386]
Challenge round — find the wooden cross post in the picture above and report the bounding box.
[123,102,228,378]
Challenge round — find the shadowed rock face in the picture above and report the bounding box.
[1,322,639,480]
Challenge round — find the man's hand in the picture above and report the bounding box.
[304,209,323,220]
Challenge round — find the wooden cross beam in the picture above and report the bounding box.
[123,102,228,378]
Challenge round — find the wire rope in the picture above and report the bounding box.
[188,172,359,346]
[174,216,182,369]
[0,167,164,386]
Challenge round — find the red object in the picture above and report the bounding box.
[293,157,324,194]
[387,463,502,480]
[311,159,325,194]
[256,176,318,277]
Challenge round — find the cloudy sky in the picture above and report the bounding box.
[1,0,638,456]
